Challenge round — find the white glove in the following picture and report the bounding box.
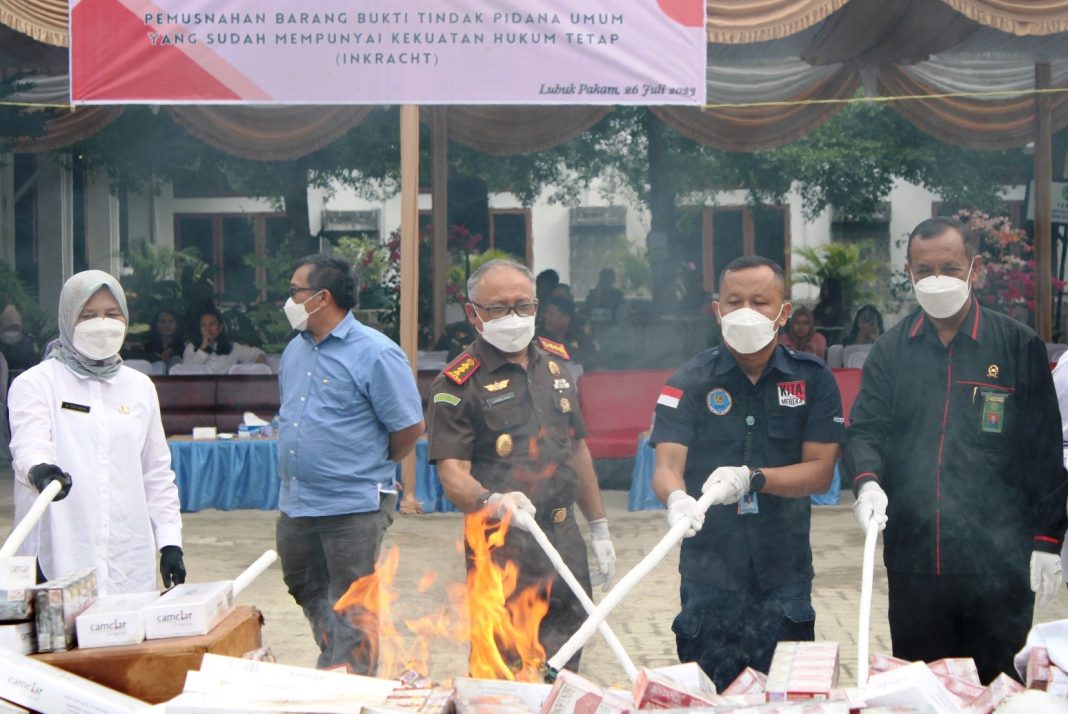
[852,481,888,532]
[701,466,752,505]
[666,490,704,538]
[487,492,536,531]
[1031,551,1062,608]
[587,518,616,592]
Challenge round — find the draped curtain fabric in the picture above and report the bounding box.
[421,106,611,156]
[707,0,850,43]
[165,106,372,161]
[13,106,123,153]
[938,0,1068,35]
[655,66,860,151]
[0,0,67,47]
[881,65,1068,149]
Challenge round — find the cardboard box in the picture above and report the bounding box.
[144,582,234,639]
[633,666,721,709]
[539,670,632,714]
[651,661,717,695]
[0,557,36,590]
[766,642,840,702]
[33,568,97,652]
[77,592,162,649]
[0,621,36,655]
[33,606,263,704]
[195,652,397,702]
[0,648,148,713]
[454,677,551,712]
[724,666,768,695]
[861,661,960,714]
[0,588,34,621]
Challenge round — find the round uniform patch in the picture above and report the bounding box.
[707,388,732,415]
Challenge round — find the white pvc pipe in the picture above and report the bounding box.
[857,521,879,686]
[0,480,63,558]
[547,484,722,673]
[232,550,278,597]
[513,511,639,682]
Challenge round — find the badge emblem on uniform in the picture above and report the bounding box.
[496,433,514,457]
[776,381,806,408]
[117,405,131,415]
[553,378,571,390]
[559,397,572,413]
[707,388,732,415]
[484,379,510,392]
[548,361,561,376]
[987,364,999,379]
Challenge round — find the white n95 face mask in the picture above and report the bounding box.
[73,317,127,360]
[480,314,536,354]
[912,261,974,319]
[283,292,323,331]
[719,306,783,355]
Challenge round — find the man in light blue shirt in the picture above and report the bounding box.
[276,254,424,674]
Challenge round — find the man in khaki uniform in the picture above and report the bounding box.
[426,259,616,672]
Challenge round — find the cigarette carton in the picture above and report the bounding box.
[766,642,840,702]
[539,670,632,714]
[651,661,718,695]
[861,661,960,714]
[32,568,97,652]
[364,688,453,713]
[454,677,551,712]
[0,557,36,590]
[144,581,234,639]
[961,672,1025,714]
[0,621,35,654]
[76,591,161,648]
[929,657,981,685]
[0,648,148,713]
[193,652,396,703]
[724,666,768,695]
[0,588,34,621]
[0,698,31,713]
[633,666,721,709]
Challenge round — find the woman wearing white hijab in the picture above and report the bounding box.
[9,270,185,594]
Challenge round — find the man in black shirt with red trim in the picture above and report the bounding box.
[844,217,1068,683]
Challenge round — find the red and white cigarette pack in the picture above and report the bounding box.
[540,670,632,714]
[364,688,453,713]
[633,666,721,709]
[861,661,960,714]
[868,652,910,675]
[961,672,1025,714]
[1023,645,1068,695]
[765,642,840,702]
[929,658,981,685]
[930,671,985,707]
[724,666,768,696]
[454,677,551,713]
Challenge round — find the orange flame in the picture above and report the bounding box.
[464,509,550,682]
[331,509,550,681]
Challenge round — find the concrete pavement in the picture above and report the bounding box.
[3,466,1067,688]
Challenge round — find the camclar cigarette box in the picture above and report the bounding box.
[0,621,36,654]
[0,648,147,713]
[33,568,97,653]
[75,591,161,648]
[0,588,34,621]
[143,581,234,639]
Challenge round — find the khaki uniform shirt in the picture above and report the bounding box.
[426,336,587,512]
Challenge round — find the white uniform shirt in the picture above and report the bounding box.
[9,359,182,594]
[181,342,265,374]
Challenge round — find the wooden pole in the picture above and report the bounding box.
[432,107,449,342]
[399,104,420,510]
[1035,63,1053,341]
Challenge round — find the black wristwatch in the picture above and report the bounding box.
[475,491,493,509]
[749,468,766,494]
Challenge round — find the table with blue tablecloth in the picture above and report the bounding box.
[627,436,840,510]
[168,437,456,513]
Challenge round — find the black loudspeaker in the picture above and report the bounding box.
[448,172,489,249]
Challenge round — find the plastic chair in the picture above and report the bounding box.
[826,344,844,369]
[228,362,273,375]
[124,359,156,376]
[168,363,214,375]
[843,344,873,369]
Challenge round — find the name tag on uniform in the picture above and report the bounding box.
[738,492,759,515]
[980,392,1006,434]
[485,392,516,407]
[61,401,91,414]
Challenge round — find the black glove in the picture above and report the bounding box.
[28,463,72,501]
[160,545,187,588]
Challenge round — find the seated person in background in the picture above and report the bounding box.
[812,278,845,343]
[535,268,560,329]
[539,296,599,370]
[0,303,40,384]
[139,308,187,366]
[585,267,624,321]
[778,305,827,360]
[182,307,266,374]
[551,283,574,300]
[841,304,884,346]
[432,319,477,362]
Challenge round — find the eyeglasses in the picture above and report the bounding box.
[289,286,321,299]
[471,300,538,319]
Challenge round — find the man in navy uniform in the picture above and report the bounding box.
[651,255,844,691]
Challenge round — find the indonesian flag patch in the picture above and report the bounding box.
[777,380,806,408]
[657,386,684,409]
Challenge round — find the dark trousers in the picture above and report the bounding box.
[887,570,1032,684]
[465,511,591,674]
[276,496,394,674]
[673,575,815,693]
